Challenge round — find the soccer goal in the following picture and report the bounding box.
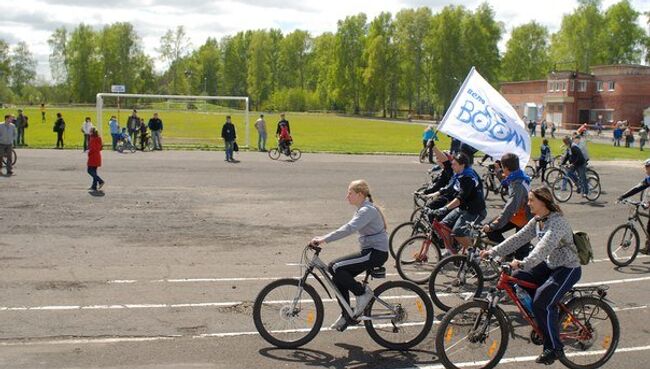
[95,93,250,148]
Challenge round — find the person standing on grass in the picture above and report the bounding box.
[109,115,120,151]
[148,112,163,150]
[221,115,237,162]
[54,112,66,149]
[0,114,17,176]
[624,127,634,148]
[639,127,648,151]
[15,109,28,146]
[138,117,148,151]
[613,125,623,146]
[81,117,94,152]
[550,121,556,138]
[40,103,46,123]
[126,109,139,143]
[87,128,105,192]
[254,114,267,152]
[540,120,547,138]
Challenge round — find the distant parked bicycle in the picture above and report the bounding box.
[479,161,507,202]
[253,244,434,350]
[607,199,649,266]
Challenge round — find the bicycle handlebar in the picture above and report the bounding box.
[619,199,647,208]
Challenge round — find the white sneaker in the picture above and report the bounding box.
[330,315,349,332]
[353,286,374,317]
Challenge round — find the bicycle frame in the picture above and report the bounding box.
[296,248,400,322]
[627,204,649,239]
[488,269,592,343]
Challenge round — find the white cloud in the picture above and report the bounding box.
[0,0,648,81]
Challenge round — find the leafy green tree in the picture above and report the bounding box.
[47,27,68,85]
[602,0,645,64]
[502,21,552,81]
[99,23,147,93]
[10,41,37,96]
[192,38,221,96]
[157,26,192,94]
[308,32,337,108]
[461,3,502,85]
[550,0,606,72]
[221,31,250,97]
[247,31,272,110]
[334,13,367,113]
[280,30,311,90]
[363,12,397,117]
[67,24,101,102]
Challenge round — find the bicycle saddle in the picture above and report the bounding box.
[367,266,386,279]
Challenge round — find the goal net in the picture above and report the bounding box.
[95,93,250,148]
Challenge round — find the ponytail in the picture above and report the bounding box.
[349,179,388,230]
[367,193,388,230]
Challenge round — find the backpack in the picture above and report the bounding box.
[571,231,593,265]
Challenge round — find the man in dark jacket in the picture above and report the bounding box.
[126,110,139,143]
[482,153,533,260]
[561,136,588,196]
[276,113,290,136]
[147,113,163,150]
[221,115,237,162]
[15,109,28,146]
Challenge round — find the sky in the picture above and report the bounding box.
[0,0,649,82]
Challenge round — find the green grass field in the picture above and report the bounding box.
[2,106,648,162]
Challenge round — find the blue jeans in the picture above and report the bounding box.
[111,133,119,150]
[513,262,581,351]
[258,131,267,151]
[87,166,104,190]
[224,140,234,161]
[565,165,588,194]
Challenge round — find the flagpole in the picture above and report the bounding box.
[437,66,476,132]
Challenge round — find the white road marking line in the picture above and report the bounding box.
[108,255,650,285]
[400,344,650,369]
[0,304,645,346]
[3,275,650,313]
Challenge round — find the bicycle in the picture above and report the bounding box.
[252,244,434,350]
[1,148,17,167]
[524,154,561,183]
[427,224,500,312]
[545,163,600,186]
[394,215,492,285]
[435,262,620,369]
[419,139,434,163]
[478,162,507,202]
[388,205,434,260]
[606,199,649,266]
[550,166,601,202]
[268,143,301,161]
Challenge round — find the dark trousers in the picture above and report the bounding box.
[16,127,25,146]
[87,166,104,190]
[422,140,434,163]
[0,144,13,173]
[487,222,532,260]
[111,134,119,150]
[328,249,388,319]
[538,159,548,180]
[513,262,581,351]
[56,131,64,148]
[83,134,90,151]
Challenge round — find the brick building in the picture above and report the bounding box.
[501,64,650,129]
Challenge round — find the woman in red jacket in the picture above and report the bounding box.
[87,128,105,191]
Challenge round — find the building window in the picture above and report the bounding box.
[578,80,587,92]
[570,80,575,91]
[608,81,615,91]
[548,82,553,92]
[561,81,567,92]
[554,82,560,92]
[596,80,604,92]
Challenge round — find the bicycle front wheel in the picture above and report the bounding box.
[525,165,536,179]
[544,167,563,185]
[552,176,573,202]
[435,300,509,369]
[364,280,434,350]
[428,255,484,312]
[289,149,301,161]
[559,296,620,369]
[389,221,428,260]
[395,235,442,284]
[606,224,639,267]
[252,278,324,349]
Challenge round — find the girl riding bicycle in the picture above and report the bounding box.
[310,180,389,332]
[480,187,582,365]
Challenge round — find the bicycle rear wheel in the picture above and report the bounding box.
[395,235,442,284]
[545,167,563,185]
[388,221,428,260]
[585,176,601,201]
[559,296,620,369]
[525,165,536,179]
[428,255,484,312]
[364,280,434,350]
[435,300,509,369]
[552,176,573,202]
[268,148,280,160]
[252,278,324,349]
[606,224,639,267]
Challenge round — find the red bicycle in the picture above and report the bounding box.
[435,262,620,369]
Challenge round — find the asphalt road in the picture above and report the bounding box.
[0,149,649,369]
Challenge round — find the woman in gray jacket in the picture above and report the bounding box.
[311,180,389,332]
[481,187,581,365]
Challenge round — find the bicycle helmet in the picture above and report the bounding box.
[644,158,650,167]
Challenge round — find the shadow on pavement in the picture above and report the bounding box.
[259,343,438,369]
[614,264,650,274]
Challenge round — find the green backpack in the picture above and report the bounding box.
[571,231,594,265]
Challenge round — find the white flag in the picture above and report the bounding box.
[438,67,531,168]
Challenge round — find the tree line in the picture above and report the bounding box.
[1,0,648,117]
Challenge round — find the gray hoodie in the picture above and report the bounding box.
[323,200,388,252]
